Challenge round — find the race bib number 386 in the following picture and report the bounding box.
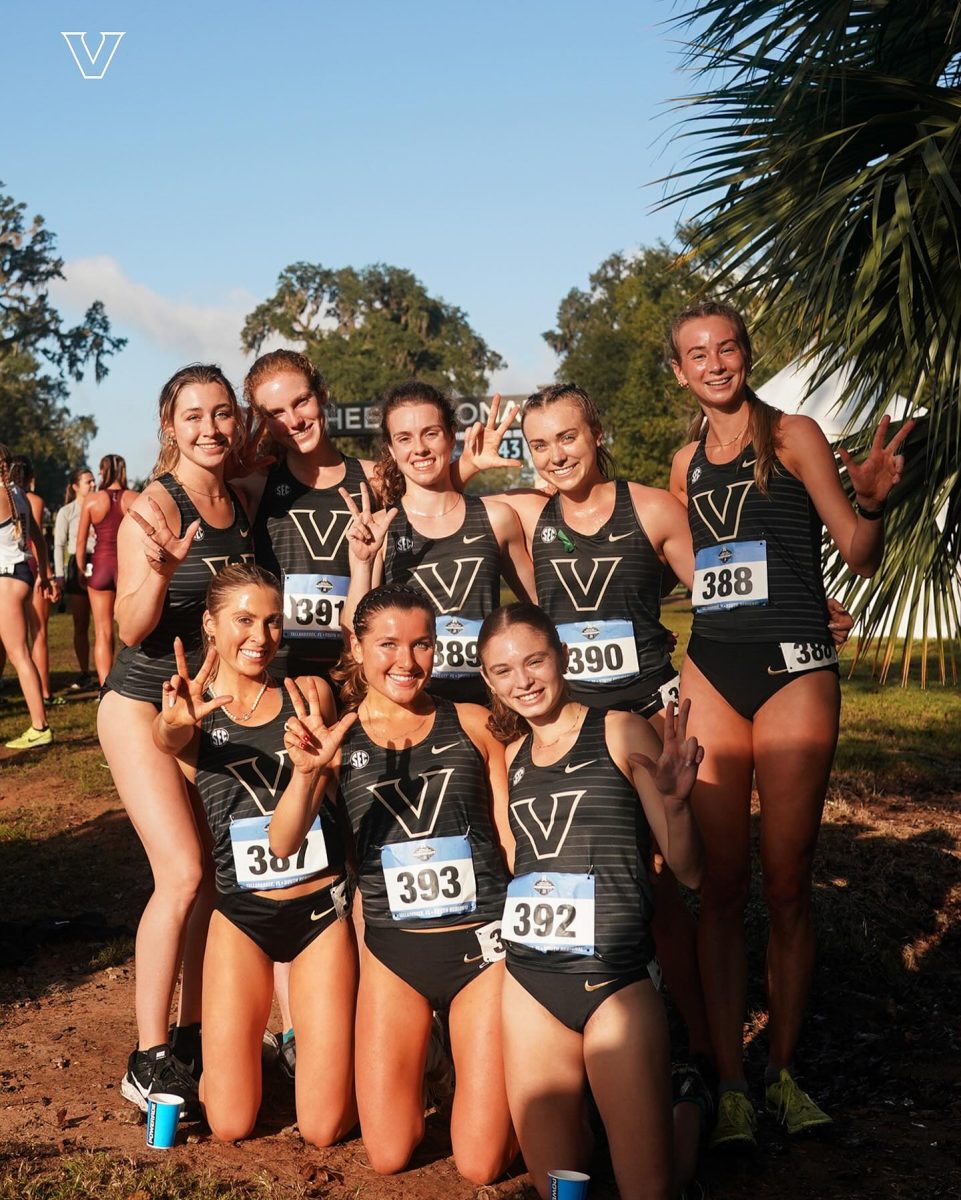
[502,872,595,955]
[692,540,768,613]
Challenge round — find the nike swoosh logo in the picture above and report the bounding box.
[564,760,597,773]
[584,978,615,992]
[608,532,633,541]
[463,534,485,544]
[310,904,335,922]
[463,952,484,963]
[766,666,789,676]
[432,742,459,755]
[240,528,250,537]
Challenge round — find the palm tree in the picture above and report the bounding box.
[661,0,961,683]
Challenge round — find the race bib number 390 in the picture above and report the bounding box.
[558,619,640,683]
[230,814,328,890]
[381,835,477,920]
[502,872,595,955]
[692,540,768,613]
[283,573,349,639]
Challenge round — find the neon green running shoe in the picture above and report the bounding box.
[766,1069,832,1135]
[710,1089,757,1148]
[5,725,52,749]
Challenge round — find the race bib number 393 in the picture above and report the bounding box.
[283,573,349,639]
[558,619,640,683]
[692,540,768,613]
[230,814,328,890]
[501,872,595,955]
[381,835,477,920]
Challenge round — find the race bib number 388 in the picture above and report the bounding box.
[692,540,768,613]
[283,573,349,639]
[502,872,595,955]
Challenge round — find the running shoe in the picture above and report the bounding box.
[43,695,66,708]
[4,725,53,749]
[169,1022,203,1085]
[765,1069,832,1135]
[673,1061,716,1131]
[710,1090,757,1149]
[70,672,96,691]
[262,1029,280,1067]
[121,1043,200,1119]
[278,1032,296,1083]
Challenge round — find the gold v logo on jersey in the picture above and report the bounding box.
[510,788,585,860]
[369,768,455,838]
[409,558,484,614]
[550,558,621,614]
[201,551,255,575]
[690,480,753,542]
[225,750,291,815]
[288,506,354,563]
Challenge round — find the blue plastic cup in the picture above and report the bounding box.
[549,1169,590,1199]
[146,1092,183,1148]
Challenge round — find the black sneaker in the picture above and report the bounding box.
[278,1032,296,1083]
[70,672,96,692]
[169,1022,203,1085]
[120,1043,200,1119]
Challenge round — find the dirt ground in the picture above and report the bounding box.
[2,692,960,1198]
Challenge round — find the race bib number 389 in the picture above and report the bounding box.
[502,872,595,955]
[433,616,482,678]
[381,835,477,920]
[283,573,349,639]
[692,540,768,613]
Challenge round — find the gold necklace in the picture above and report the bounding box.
[360,703,432,740]
[532,708,583,752]
[404,495,462,519]
[705,424,748,450]
[173,473,227,501]
[211,677,269,722]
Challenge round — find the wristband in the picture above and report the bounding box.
[856,501,886,521]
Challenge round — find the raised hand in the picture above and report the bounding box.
[460,393,524,474]
[283,676,357,773]
[840,415,916,511]
[629,699,703,804]
[340,482,397,564]
[161,640,233,728]
[129,497,202,576]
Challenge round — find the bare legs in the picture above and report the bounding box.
[0,578,48,729]
[88,587,117,685]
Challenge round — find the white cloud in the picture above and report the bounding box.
[48,256,283,380]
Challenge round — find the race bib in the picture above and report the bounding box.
[501,872,595,955]
[433,615,482,678]
[558,619,640,683]
[692,541,768,612]
[658,674,680,711]
[230,814,328,891]
[283,573,349,639]
[779,641,838,673]
[381,835,477,920]
[473,918,506,964]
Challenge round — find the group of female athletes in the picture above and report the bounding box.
[75,300,909,1200]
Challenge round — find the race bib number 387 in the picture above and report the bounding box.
[230,814,328,890]
[502,872,595,955]
[692,540,768,613]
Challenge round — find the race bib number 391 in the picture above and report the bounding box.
[692,540,768,613]
[381,835,477,920]
[502,872,595,955]
[283,573,349,639]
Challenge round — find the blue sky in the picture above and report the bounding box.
[6,2,704,481]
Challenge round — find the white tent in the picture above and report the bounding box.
[757,356,957,641]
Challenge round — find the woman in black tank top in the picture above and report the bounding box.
[239,349,379,681]
[477,602,704,1200]
[270,583,517,1185]
[668,301,913,1144]
[97,365,255,1117]
[152,564,357,1146]
[340,381,535,705]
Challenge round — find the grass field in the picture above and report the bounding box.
[1,607,959,1199]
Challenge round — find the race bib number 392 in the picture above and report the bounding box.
[283,573,349,639]
[692,540,768,613]
[501,872,595,955]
